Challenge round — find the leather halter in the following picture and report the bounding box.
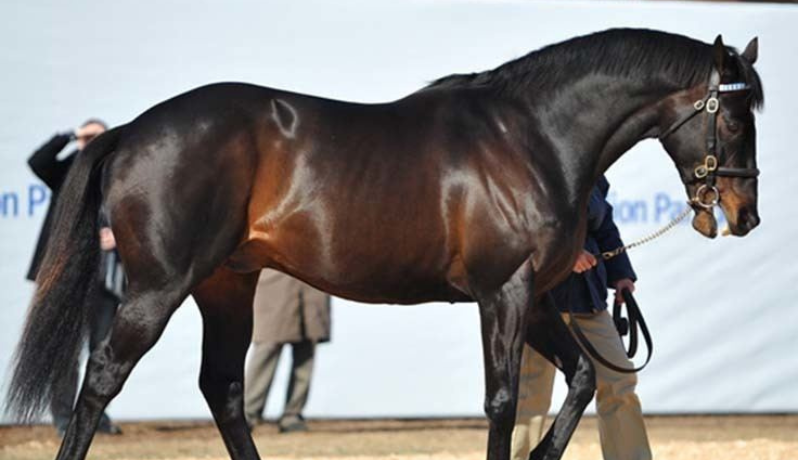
[660,70,760,209]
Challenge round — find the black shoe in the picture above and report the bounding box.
[278,415,307,434]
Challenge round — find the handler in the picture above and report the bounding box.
[511,176,651,460]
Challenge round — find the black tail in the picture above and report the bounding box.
[5,125,124,422]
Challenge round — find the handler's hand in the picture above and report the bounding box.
[613,278,636,304]
[573,250,597,273]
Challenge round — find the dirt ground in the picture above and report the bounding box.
[1,415,797,460]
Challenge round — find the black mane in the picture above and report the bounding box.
[427,28,763,109]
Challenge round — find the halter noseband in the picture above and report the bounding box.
[660,70,760,209]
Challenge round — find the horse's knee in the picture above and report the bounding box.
[484,386,516,427]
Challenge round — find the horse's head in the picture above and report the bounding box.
[658,36,763,238]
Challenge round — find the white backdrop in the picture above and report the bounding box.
[1,0,796,422]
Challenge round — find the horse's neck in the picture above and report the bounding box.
[528,77,669,202]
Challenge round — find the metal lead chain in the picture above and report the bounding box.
[599,204,693,261]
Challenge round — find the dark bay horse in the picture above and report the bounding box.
[7,29,762,460]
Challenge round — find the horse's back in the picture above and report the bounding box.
[232,87,553,302]
[235,91,474,303]
[102,82,563,303]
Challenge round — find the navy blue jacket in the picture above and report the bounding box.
[550,177,636,313]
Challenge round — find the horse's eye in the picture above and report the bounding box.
[726,120,741,133]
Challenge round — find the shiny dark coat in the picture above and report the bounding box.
[7,29,763,460]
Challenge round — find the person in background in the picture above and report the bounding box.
[511,176,651,460]
[27,119,123,436]
[244,270,331,433]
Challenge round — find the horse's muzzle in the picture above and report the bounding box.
[730,206,760,236]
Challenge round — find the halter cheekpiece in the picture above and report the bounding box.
[661,69,760,209]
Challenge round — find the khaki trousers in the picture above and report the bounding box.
[244,340,315,425]
[511,310,651,460]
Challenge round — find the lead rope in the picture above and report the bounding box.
[571,202,692,373]
[598,203,693,261]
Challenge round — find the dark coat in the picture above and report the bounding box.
[26,134,77,281]
[550,177,636,313]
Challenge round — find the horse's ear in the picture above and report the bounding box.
[712,35,726,71]
[742,37,759,64]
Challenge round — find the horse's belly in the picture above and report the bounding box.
[292,251,472,304]
[228,224,471,304]
[320,278,474,305]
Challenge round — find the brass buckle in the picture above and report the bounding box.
[693,184,720,209]
[694,99,705,111]
[706,97,719,113]
[705,155,718,172]
[694,155,718,179]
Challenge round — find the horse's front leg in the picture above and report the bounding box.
[526,293,596,460]
[474,259,534,460]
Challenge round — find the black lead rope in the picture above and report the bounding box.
[566,288,654,374]
[619,289,653,364]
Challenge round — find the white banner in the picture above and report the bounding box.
[1,0,796,421]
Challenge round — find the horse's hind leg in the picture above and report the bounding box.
[192,267,261,460]
[473,260,534,460]
[526,293,596,460]
[54,286,190,460]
